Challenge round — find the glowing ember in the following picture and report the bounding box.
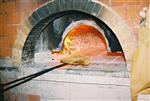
[63,24,107,54]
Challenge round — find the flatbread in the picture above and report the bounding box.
[60,55,90,65]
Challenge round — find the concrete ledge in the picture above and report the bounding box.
[12,77,131,100]
[34,73,130,86]
[0,65,131,100]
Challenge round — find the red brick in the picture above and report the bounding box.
[0,37,6,48]
[0,48,12,57]
[6,12,21,24]
[111,0,150,6]
[6,1,17,13]
[5,24,17,37]
[28,95,40,101]
[0,36,15,49]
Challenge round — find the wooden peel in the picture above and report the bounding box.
[60,55,90,65]
[59,47,104,66]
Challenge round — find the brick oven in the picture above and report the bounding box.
[22,10,126,70]
[0,0,139,100]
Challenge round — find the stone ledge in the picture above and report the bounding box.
[0,65,130,86]
[12,79,131,100]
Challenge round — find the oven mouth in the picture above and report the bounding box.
[60,20,108,51]
[22,10,126,71]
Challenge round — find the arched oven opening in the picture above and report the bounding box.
[22,10,126,72]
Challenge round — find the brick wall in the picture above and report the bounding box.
[5,91,40,101]
[0,0,149,58]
